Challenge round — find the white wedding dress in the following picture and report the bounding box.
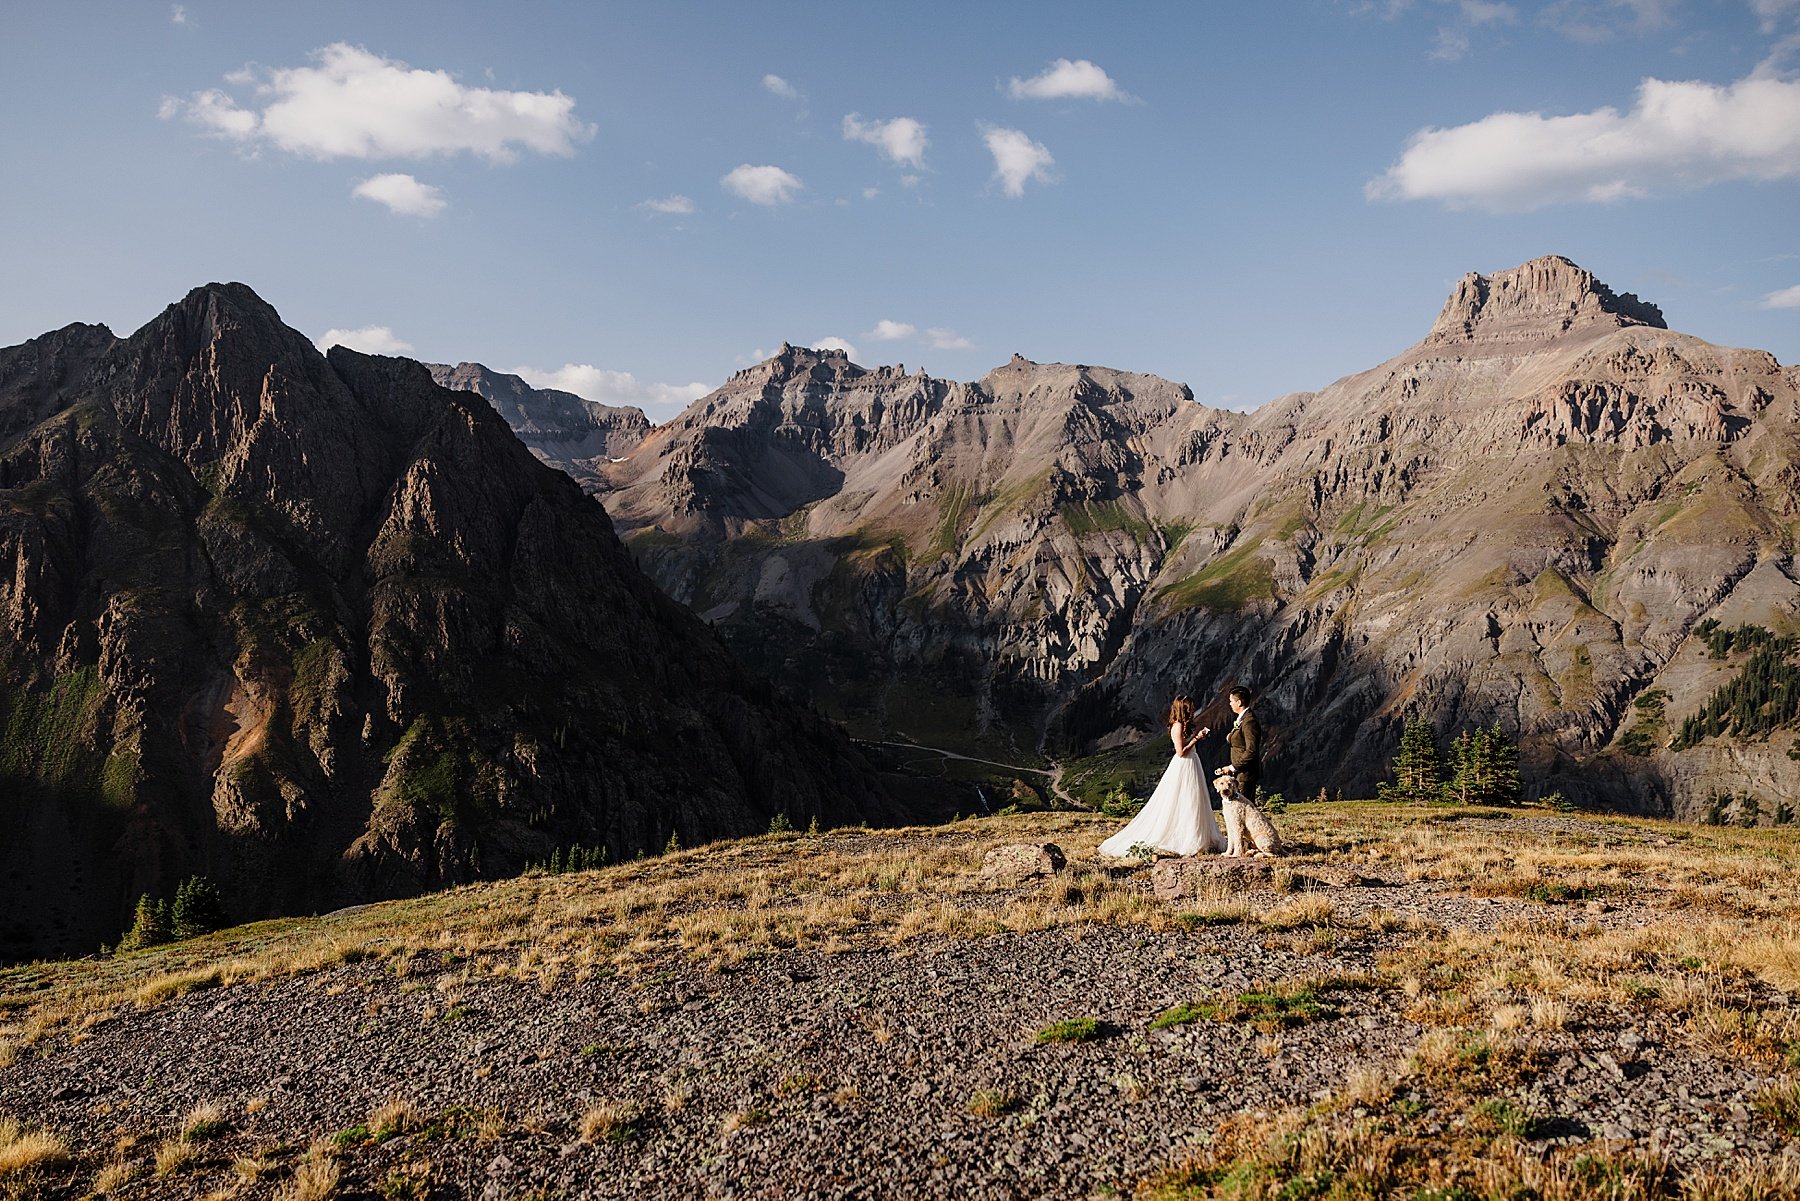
[1099,727,1224,858]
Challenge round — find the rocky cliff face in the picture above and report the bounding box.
[593,257,1800,813]
[0,285,918,961]
[426,362,650,487]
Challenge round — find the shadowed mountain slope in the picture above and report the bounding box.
[0,284,919,961]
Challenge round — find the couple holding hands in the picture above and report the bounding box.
[1099,687,1282,860]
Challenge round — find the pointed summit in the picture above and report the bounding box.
[1425,255,1666,348]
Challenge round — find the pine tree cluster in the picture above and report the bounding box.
[1378,717,1522,806]
[1699,789,1787,828]
[529,844,609,874]
[1672,623,1800,750]
[116,875,225,951]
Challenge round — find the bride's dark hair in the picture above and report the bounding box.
[1165,694,1196,733]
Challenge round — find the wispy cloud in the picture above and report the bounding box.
[842,114,928,169]
[866,320,916,341]
[861,319,974,351]
[351,173,447,217]
[1540,0,1677,42]
[514,364,711,417]
[1761,283,1800,309]
[1460,0,1517,22]
[161,42,593,162]
[812,336,858,359]
[981,126,1055,197]
[315,325,414,355]
[170,4,188,25]
[639,194,696,215]
[722,163,803,205]
[1751,0,1800,33]
[1368,73,1800,210]
[1429,27,1473,59]
[1006,58,1130,102]
[762,73,800,100]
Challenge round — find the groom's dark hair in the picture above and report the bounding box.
[1228,685,1253,705]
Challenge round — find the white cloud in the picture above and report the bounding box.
[1460,0,1517,22]
[812,337,858,360]
[1752,0,1800,31]
[981,126,1055,197]
[161,42,593,162]
[513,364,711,417]
[1541,0,1676,42]
[1430,27,1473,60]
[639,193,696,215]
[167,88,256,137]
[722,163,803,205]
[351,172,447,217]
[315,325,414,355]
[856,320,974,351]
[762,73,800,100]
[862,186,880,199]
[1006,58,1129,102]
[842,113,928,169]
[1761,283,1800,308]
[1368,74,1800,210]
[170,4,187,24]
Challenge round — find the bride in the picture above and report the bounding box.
[1099,695,1224,859]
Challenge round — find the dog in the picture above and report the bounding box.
[1213,769,1281,857]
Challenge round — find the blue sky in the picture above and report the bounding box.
[2,0,1796,415]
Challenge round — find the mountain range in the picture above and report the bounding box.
[5,256,1795,959]
[450,256,1798,815]
[0,285,926,961]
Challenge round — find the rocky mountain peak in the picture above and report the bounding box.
[1424,255,1667,348]
[723,342,874,390]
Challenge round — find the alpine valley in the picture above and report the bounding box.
[448,256,1799,821]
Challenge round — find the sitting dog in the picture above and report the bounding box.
[1213,769,1282,857]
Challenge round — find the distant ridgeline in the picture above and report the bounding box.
[466,254,1800,820]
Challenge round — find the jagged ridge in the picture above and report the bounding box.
[0,284,930,961]
[576,257,1799,816]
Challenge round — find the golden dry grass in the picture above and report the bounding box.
[6,800,1800,1197]
[579,1100,642,1142]
[181,1099,228,1140]
[0,1118,68,1175]
[5,802,1800,1065]
[152,1136,196,1177]
[366,1097,415,1140]
[273,1157,339,1201]
[91,1159,135,1194]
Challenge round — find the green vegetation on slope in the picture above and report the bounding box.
[1673,622,1800,750]
[1157,539,1276,612]
[1060,498,1155,541]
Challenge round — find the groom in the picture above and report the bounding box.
[1219,686,1262,801]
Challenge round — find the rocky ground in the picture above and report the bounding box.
[3,804,1800,1199]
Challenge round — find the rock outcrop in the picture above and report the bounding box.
[589,257,1800,814]
[426,362,650,485]
[0,284,923,961]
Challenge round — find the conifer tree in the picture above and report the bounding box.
[171,876,226,939]
[120,893,172,951]
[1379,718,1442,804]
[1440,730,1475,804]
[1483,722,1522,805]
